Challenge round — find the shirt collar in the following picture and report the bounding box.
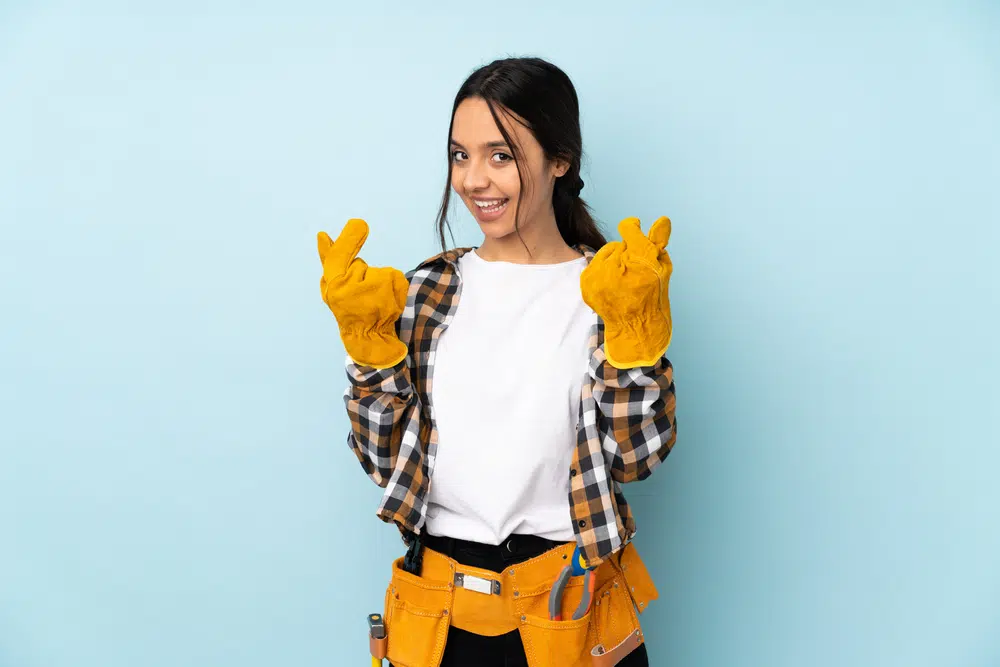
[414,244,597,273]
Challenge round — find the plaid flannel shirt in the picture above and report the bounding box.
[343,245,677,568]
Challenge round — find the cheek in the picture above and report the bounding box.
[498,168,522,200]
[450,172,467,203]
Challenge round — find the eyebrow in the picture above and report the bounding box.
[450,139,510,150]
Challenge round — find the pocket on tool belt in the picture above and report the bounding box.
[618,542,659,613]
[585,543,659,664]
[515,570,597,667]
[589,573,642,659]
[383,557,453,667]
[519,608,593,667]
[518,570,645,667]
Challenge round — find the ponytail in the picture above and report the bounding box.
[553,172,607,250]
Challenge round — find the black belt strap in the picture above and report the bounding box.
[424,532,566,560]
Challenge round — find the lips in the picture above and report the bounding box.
[471,197,509,223]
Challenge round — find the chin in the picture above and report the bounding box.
[468,207,516,239]
[478,222,518,240]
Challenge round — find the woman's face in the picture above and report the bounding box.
[449,96,567,242]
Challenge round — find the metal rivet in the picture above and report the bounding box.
[613,583,618,589]
[639,602,644,608]
[508,569,515,576]
[443,610,448,616]
[520,615,526,622]
[631,587,635,592]
[513,591,519,597]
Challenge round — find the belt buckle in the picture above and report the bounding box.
[454,572,501,596]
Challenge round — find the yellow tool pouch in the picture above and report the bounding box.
[380,541,658,667]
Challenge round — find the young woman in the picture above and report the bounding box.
[318,57,677,667]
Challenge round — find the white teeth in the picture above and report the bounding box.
[474,199,505,208]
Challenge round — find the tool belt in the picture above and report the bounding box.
[372,538,658,667]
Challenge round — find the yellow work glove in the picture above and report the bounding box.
[580,216,673,369]
[317,218,409,369]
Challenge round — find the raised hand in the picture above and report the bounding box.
[317,218,409,369]
[580,216,673,369]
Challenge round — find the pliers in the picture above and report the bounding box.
[548,545,596,621]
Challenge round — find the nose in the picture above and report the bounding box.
[462,158,491,193]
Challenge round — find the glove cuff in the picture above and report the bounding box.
[603,315,671,370]
[342,327,408,369]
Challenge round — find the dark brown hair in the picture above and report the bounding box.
[436,57,607,251]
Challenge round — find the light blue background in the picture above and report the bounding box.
[1,1,997,666]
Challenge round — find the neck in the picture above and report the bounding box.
[477,209,582,265]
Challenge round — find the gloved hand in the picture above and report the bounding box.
[580,216,673,369]
[317,218,409,369]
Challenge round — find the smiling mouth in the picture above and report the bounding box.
[473,198,509,214]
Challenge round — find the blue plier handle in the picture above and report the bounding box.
[548,545,595,621]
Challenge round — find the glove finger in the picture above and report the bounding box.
[317,231,333,263]
[617,217,650,251]
[618,217,662,264]
[648,216,672,251]
[344,256,368,284]
[328,218,370,273]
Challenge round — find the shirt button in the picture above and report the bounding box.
[578,520,586,527]
[570,469,578,477]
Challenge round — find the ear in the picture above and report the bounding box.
[550,156,570,179]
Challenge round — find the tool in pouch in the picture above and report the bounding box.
[367,612,386,666]
[548,544,596,621]
[368,530,420,666]
[402,529,424,576]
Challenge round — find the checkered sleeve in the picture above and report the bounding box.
[343,355,418,488]
[590,320,677,483]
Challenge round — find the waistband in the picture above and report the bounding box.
[421,532,570,571]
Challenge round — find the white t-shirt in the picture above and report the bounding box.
[424,249,595,544]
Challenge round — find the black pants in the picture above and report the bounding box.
[391,532,650,667]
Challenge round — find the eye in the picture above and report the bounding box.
[492,152,514,163]
[451,149,468,163]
